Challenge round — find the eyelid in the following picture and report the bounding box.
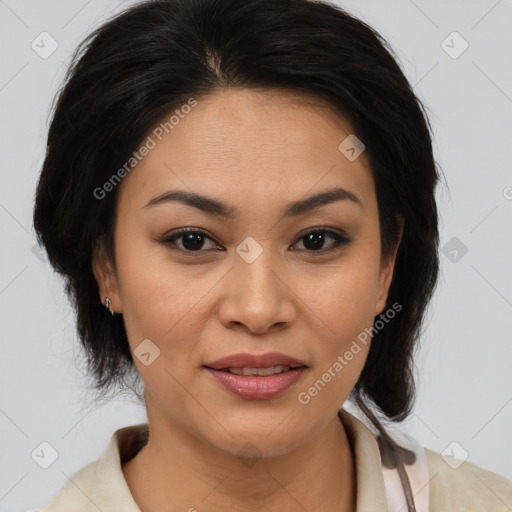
[160,227,222,253]
[159,226,353,254]
[293,226,351,244]
[291,228,353,254]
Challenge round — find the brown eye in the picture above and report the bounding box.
[160,229,221,253]
[160,227,352,256]
[291,229,352,253]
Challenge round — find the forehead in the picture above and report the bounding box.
[117,88,375,212]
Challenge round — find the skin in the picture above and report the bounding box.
[92,87,402,511]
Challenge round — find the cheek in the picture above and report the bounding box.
[305,255,381,340]
[296,249,381,405]
[296,266,378,412]
[114,222,187,319]
[113,230,185,349]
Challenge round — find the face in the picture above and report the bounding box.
[93,88,401,458]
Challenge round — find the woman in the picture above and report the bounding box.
[32,0,512,510]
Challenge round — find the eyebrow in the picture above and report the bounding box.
[143,186,363,219]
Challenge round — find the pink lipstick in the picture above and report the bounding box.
[203,352,308,400]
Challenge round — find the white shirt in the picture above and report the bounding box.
[38,407,512,511]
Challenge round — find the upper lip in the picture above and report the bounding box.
[204,352,307,370]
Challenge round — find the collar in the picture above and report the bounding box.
[43,408,389,511]
[338,407,389,511]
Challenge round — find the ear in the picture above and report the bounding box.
[374,216,404,317]
[92,236,121,314]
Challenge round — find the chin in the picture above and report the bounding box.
[197,415,308,459]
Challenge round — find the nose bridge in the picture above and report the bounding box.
[218,235,294,332]
[234,235,281,302]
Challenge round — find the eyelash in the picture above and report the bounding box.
[159,227,352,256]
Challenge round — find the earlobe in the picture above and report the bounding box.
[374,260,395,317]
[373,297,387,317]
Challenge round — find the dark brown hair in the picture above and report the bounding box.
[33,0,440,424]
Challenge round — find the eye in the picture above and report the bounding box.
[291,229,352,253]
[160,227,352,255]
[160,228,221,253]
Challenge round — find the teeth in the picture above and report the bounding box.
[228,365,290,376]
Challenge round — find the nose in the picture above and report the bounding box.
[216,245,297,335]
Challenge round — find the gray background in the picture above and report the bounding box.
[1,0,511,510]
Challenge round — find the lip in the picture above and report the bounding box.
[204,366,307,400]
[203,352,308,400]
[204,352,307,370]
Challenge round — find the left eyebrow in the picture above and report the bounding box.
[143,186,363,218]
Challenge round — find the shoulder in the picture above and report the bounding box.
[37,423,146,512]
[425,448,512,511]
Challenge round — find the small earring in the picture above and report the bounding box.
[104,297,115,316]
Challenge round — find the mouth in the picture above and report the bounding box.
[206,364,306,376]
[203,353,308,399]
[204,352,308,371]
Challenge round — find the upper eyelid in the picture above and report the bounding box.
[162,227,350,248]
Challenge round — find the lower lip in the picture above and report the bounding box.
[204,367,307,399]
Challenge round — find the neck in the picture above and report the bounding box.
[122,411,356,512]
